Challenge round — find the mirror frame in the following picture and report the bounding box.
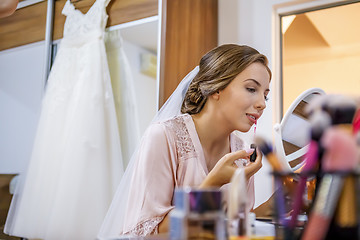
[273,87,326,172]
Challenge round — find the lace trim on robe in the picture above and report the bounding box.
[163,115,197,160]
[123,216,163,236]
[232,133,244,151]
[123,116,192,236]
[231,133,247,166]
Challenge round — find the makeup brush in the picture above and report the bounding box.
[288,141,318,229]
[322,94,357,132]
[354,109,360,146]
[323,95,358,230]
[353,109,360,135]
[305,105,333,204]
[301,127,358,240]
[256,138,290,227]
[304,94,332,117]
[289,110,331,229]
[256,138,283,172]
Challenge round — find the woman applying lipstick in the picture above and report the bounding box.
[98,44,272,238]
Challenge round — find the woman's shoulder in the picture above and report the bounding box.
[147,114,191,136]
[157,114,191,131]
[162,113,191,123]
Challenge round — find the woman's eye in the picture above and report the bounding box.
[247,88,256,93]
[264,95,269,101]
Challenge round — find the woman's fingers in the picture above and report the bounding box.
[255,148,263,161]
[223,149,254,164]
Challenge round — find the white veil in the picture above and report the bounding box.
[152,66,199,122]
[98,66,199,239]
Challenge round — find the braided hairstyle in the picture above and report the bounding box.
[181,44,271,115]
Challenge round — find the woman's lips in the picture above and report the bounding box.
[246,114,258,124]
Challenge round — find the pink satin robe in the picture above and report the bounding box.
[119,114,255,236]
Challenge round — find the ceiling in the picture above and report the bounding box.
[305,3,360,47]
[283,2,360,63]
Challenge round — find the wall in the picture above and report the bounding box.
[0,42,45,174]
[284,53,360,111]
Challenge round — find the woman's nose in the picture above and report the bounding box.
[255,96,266,110]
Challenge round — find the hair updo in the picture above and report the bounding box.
[181,44,271,115]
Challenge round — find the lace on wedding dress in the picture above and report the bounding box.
[62,0,110,38]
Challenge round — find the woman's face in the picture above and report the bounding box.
[217,62,270,132]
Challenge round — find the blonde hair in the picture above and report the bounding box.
[181,44,271,115]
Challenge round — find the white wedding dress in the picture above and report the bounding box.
[4,0,123,239]
[105,30,141,169]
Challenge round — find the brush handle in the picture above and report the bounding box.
[301,214,330,240]
[335,176,357,227]
[289,141,319,228]
[267,153,283,172]
[302,174,344,240]
[274,177,287,227]
[289,177,306,228]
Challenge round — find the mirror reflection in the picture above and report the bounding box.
[274,88,326,172]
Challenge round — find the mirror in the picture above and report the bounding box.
[273,88,326,172]
[281,2,360,116]
[105,18,159,169]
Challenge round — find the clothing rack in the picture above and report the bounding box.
[43,0,55,87]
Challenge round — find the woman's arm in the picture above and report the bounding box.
[158,213,170,233]
[118,123,176,236]
[253,196,274,218]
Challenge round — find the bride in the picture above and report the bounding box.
[99,43,272,238]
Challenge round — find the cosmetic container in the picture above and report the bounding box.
[227,168,250,240]
[248,212,256,237]
[272,171,310,240]
[227,204,248,240]
[169,187,226,240]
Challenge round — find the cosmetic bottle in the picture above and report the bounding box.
[170,187,226,240]
[228,204,248,240]
[227,168,249,240]
[248,212,256,238]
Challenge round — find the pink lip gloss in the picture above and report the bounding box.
[254,119,257,135]
[250,120,257,162]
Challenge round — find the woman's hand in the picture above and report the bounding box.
[199,148,262,188]
[244,147,263,180]
[0,0,18,18]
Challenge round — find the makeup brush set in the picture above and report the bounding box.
[258,94,360,240]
